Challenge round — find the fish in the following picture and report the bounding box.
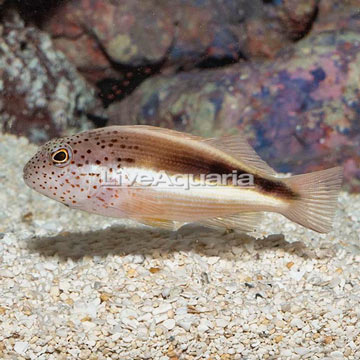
[23,125,343,233]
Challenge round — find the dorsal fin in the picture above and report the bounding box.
[103,125,277,176]
[120,125,203,141]
[203,134,277,176]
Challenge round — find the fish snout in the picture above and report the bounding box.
[23,159,34,187]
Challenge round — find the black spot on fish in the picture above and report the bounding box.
[255,176,298,199]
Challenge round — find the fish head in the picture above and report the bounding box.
[23,135,95,207]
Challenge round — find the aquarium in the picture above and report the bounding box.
[0,1,360,359]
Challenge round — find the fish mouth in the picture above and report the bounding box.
[23,161,32,185]
[23,162,28,179]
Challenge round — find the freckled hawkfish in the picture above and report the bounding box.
[23,125,343,233]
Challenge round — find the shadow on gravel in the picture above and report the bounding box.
[28,224,312,261]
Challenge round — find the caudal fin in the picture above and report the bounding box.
[282,167,343,233]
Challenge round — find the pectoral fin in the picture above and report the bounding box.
[137,217,185,231]
[197,212,263,233]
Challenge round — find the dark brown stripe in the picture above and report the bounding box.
[205,161,298,199]
[254,176,299,199]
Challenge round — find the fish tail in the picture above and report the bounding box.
[282,167,343,233]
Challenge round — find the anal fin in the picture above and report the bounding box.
[197,212,263,233]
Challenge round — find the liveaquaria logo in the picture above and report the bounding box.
[100,169,255,190]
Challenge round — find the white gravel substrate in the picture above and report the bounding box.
[0,133,359,360]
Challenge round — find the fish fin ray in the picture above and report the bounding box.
[123,188,165,215]
[203,134,277,176]
[137,217,185,231]
[117,125,203,141]
[198,212,263,233]
[282,167,343,233]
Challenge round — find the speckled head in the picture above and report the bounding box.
[23,134,96,207]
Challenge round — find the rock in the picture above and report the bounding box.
[289,269,306,282]
[120,308,138,319]
[330,351,344,358]
[73,299,99,318]
[43,0,173,72]
[154,313,168,324]
[176,319,192,331]
[37,0,317,86]
[132,254,145,264]
[294,347,310,356]
[0,269,14,278]
[82,321,97,332]
[109,26,360,192]
[197,319,212,333]
[241,0,319,58]
[153,303,172,315]
[276,0,319,40]
[14,341,28,355]
[49,286,60,297]
[215,318,229,328]
[290,318,305,329]
[0,11,99,144]
[1,0,320,116]
[313,0,360,34]
[175,307,188,315]
[161,287,171,299]
[163,318,175,330]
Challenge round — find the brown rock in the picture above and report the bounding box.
[39,0,318,84]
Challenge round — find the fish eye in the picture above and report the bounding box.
[51,147,71,166]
